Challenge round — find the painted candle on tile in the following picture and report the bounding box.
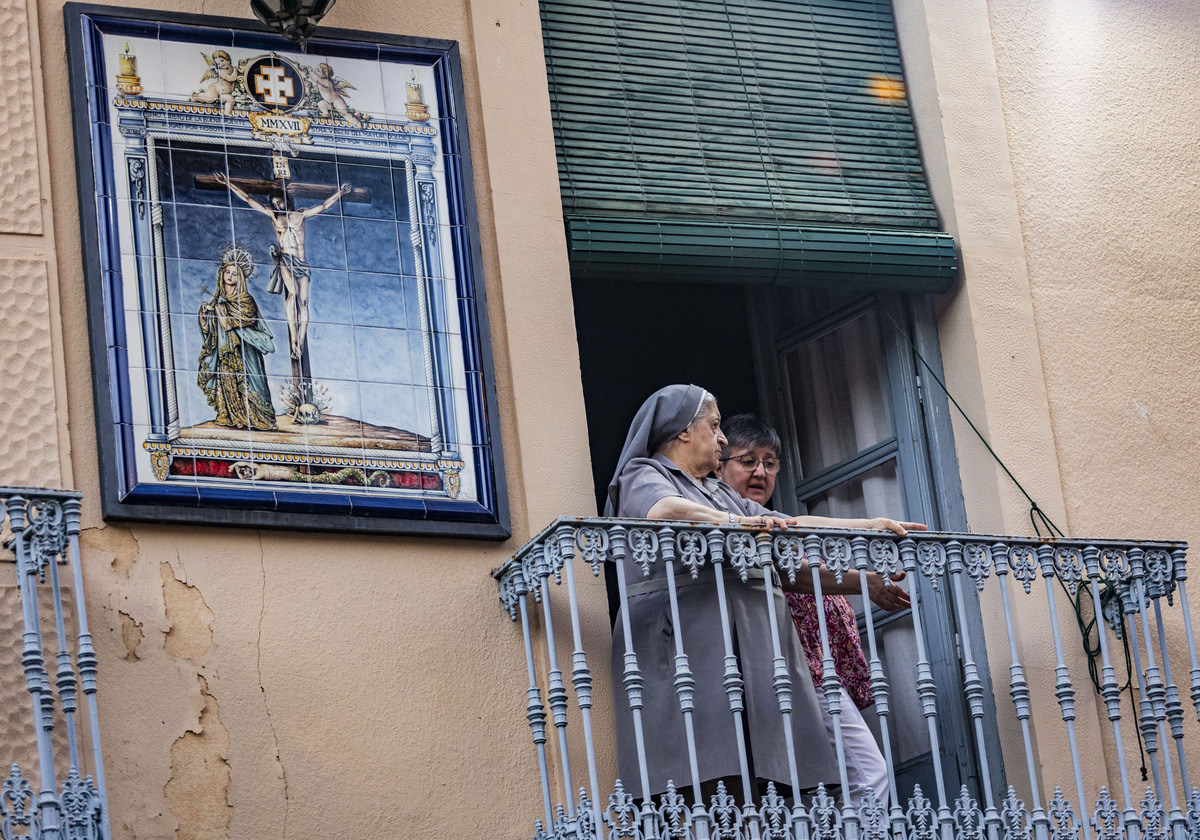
[67,6,508,537]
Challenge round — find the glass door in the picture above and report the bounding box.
[747,286,998,804]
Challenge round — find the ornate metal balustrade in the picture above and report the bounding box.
[1,488,108,840]
[493,518,1197,840]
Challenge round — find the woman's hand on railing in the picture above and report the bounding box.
[782,515,928,536]
[863,518,928,536]
[729,514,794,530]
[867,571,910,611]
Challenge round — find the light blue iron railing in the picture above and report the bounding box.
[2,487,108,840]
[493,518,1197,840]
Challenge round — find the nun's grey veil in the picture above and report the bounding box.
[603,384,708,516]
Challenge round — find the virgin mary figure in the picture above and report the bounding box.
[197,246,278,430]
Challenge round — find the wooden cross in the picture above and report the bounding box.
[193,174,371,204]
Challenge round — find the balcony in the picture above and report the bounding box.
[1,487,109,840]
[493,518,1197,840]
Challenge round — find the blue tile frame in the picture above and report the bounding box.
[66,3,510,539]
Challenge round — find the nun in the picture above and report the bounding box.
[605,383,834,801]
[606,384,919,802]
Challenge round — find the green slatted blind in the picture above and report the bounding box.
[541,0,958,290]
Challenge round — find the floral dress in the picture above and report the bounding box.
[786,592,874,710]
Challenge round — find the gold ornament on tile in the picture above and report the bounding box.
[405,71,429,122]
[115,42,143,96]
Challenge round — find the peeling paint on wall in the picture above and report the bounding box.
[164,675,231,840]
[160,562,213,661]
[118,610,143,661]
[81,525,141,577]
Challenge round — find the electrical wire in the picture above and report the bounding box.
[881,306,1149,780]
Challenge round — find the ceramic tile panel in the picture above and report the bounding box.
[69,8,506,535]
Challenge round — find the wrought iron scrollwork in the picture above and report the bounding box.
[953,786,985,840]
[726,531,758,582]
[1,764,37,840]
[1,487,107,840]
[808,784,841,840]
[709,780,742,840]
[1186,787,1200,840]
[497,567,523,621]
[868,537,901,581]
[858,789,889,840]
[1008,546,1039,594]
[605,780,640,840]
[1144,549,1175,603]
[821,537,854,582]
[676,530,708,578]
[628,529,660,578]
[656,782,689,840]
[906,785,937,840]
[772,534,804,584]
[522,547,549,603]
[25,499,66,580]
[759,782,791,840]
[1047,788,1080,840]
[999,786,1031,840]
[492,516,1193,840]
[963,543,992,591]
[59,767,103,840]
[577,527,610,577]
[1140,788,1167,840]
[916,542,946,589]
[1091,787,1122,840]
[1053,548,1085,597]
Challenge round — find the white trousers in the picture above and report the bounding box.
[817,687,889,808]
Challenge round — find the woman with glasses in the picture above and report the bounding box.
[718,414,906,807]
[605,385,922,806]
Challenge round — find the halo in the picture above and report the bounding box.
[218,241,254,281]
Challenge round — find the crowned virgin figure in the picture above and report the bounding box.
[197,245,278,430]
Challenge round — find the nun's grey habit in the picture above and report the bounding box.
[606,385,837,796]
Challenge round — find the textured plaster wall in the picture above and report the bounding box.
[986,0,1200,793]
[18,2,600,840]
[897,0,1200,804]
[0,0,68,784]
[0,0,65,488]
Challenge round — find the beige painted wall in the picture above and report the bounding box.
[898,0,1200,806]
[987,0,1200,799]
[6,0,1199,835]
[2,0,598,838]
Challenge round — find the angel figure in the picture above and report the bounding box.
[311,63,363,128]
[191,50,239,115]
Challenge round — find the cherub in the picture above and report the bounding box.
[311,63,363,129]
[191,50,239,115]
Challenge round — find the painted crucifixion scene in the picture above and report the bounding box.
[95,34,480,504]
[157,141,448,488]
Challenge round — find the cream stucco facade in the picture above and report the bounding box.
[0,0,1197,838]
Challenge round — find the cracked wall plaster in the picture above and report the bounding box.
[118,611,143,661]
[160,563,213,661]
[80,528,206,840]
[164,676,232,840]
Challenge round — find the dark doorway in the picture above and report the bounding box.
[572,277,762,512]
[571,275,1005,807]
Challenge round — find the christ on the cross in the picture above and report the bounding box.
[212,172,351,367]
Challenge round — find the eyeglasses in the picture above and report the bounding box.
[719,453,781,474]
